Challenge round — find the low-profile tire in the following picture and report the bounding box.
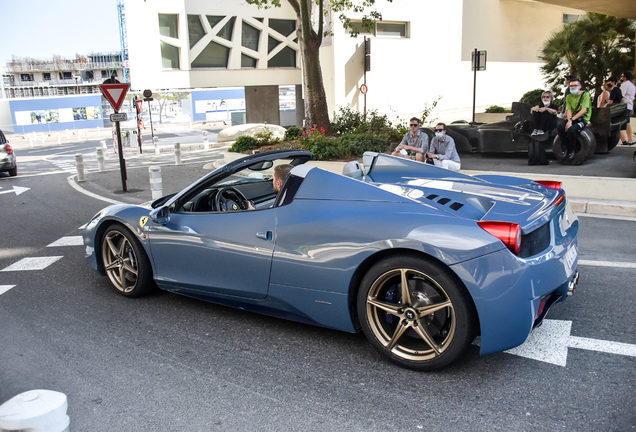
[552,128,595,165]
[8,166,17,177]
[357,254,477,371]
[101,224,154,297]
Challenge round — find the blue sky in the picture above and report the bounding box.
[0,0,120,64]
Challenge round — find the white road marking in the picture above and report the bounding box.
[0,285,16,295]
[0,186,30,196]
[47,236,83,247]
[578,260,636,269]
[1,256,63,271]
[505,319,636,367]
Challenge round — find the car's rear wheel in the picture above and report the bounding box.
[101,224,154,297]
[357,254,477,370]
[8,166,17,177]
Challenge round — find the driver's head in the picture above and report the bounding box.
[273,164,294,193]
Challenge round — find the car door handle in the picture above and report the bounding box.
[256,231,273,241]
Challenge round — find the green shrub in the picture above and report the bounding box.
[520,89,545,107]
[331,106,365,135]
[303,136,345,161]
[339,133,389,157]
[484,105,511,113]
[284,126,303,141]
[253,125,280,146]
[229,135,259,153]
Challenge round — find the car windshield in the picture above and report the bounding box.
[216,158,296,187]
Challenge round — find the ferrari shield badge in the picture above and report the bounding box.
[232,204,238,210]
[140,216,149,228]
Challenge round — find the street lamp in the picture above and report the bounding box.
[72,75,81,94]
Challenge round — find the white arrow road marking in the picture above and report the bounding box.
[0,186,30,196]
[578,260,636,269]
[0,285,16,295]
[47,236,83,247]
[505,319,636,366]
[1,256,63,272]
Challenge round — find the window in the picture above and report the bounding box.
[207,16,224,28]
[159,14,179,38]
[188,14,206,48]
[43,73,51,80]
[20,74,33,81]
[268,36,281,53]
[348,20,409,38]
[101,70,109,78]
[268,46,296,68]
[192,41,229,68]
[217,17,235,41]
[62,72,72,80]
[268,19,295,37]
[161,42,180,69]
[242,22,260,51]
[241,54,257,68]
[86,71,94,79]
[563,14,579,24]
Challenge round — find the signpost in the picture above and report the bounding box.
[471,49,487,123]
[143,89,154,140]
[99,79,130,192]
[134,97,143,153]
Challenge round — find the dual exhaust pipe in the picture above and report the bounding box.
[567,270,580,296]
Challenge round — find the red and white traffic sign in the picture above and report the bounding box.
[135,99,143,113]
[138,119,145,129]
[99,83,130,112]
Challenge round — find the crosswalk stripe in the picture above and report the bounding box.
[47,236,83,247]
[0,285,15,295]
[578,260,636,269]
[1,256,63,272]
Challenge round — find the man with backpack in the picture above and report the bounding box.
[557,78,591,159]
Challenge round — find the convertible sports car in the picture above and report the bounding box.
[83,149,580,370]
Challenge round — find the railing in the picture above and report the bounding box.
[4,62,122,73]
[5,79,109,88]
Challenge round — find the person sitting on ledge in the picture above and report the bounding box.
[530,91,559,136]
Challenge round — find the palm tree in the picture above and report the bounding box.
[539,13,635,103]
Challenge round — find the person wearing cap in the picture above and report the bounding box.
[619,71,634,146]
[392,117,428,162]
[426,123,461,170]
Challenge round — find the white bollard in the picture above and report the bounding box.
[85,130,89,141]
[76,131,81,142]
[41,133,46,143]
[0,389,70,432]
[57,133,61,144]
[174,142,181,165]
[153,136,159,154]
[75,153,85,182]
[96,148,105,172]
[65,129,70,139]
[28,137,33,147]
[149,166,163,199]
[189,116,192,129]
[100,140,108,159]
[97,126,101,136]
[203,131,209,149]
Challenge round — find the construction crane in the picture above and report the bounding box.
[117,0,130,83]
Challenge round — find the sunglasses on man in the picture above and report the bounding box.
[435,129,445,132]
[410,124,419,127]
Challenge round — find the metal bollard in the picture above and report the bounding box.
[154,136,159,154]
[174,142,181,165]
[65,129,70,139]
[41,133,46,143]
[189,116,193,129]
[149,166,163,199]
[96,148,105,172]
[203,131,209,149]
[100,140,108,159]
[0,389,70,432]
[85,130,89,141]
[76,131,81,142]
[97,126,101,136]
[75,154,85,182]
[57,133,61,144]
[28,137,33,148]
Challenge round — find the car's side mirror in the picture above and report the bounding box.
[149,205,170,225]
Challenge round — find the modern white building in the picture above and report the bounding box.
[123,0,586,126]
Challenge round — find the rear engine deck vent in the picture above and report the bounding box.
[437,198,451,205]
[426,194,439,200]
[449,202,464,211]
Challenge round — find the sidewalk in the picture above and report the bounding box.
[69,146,636,218]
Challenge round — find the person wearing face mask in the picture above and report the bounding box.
[599,77,622,108]
[559,75,575,117]
[597,81,610,108]
[426,123,461,170]
[556,78,591,159]
[530,91,558,136]
[619,71,634,146]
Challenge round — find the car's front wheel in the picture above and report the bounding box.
[101,224,154,297]
[357,254,477,370]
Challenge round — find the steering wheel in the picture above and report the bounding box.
[215,187,249,212]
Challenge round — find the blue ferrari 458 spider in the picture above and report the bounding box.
[83,149,579,370]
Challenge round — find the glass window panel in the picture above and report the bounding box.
[242,22,260,51]
[188,15,206,48]
[254,17,264,22]
[218,17,236,41]
[268,46,296,68]
[269,19,295,37]
[241,54,257,68]
[43,73,51,80]
[207,16,224,28]
[161,42,180,69]
[158,14,179,38]
[349,21,372,36]
[268,36,281,54]
[376,22,406,37]
[192,41,229,68]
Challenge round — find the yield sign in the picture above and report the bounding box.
[100,83,130,112]
[135,99,143,113]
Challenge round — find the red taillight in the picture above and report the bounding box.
[554,195,565,206]
[5,144,13,155]
[535,180,562,190]
[536,298,547,318]
[477,221,522,255]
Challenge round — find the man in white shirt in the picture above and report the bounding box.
[620,71,635,145]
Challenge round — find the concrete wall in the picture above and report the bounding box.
[0,100,14,133]
[245,85,280,125]
[7,95,104,133]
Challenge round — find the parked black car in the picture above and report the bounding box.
[441,102,628,165]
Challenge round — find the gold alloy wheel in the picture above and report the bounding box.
[366,268,456,361]
[102,229,140,294]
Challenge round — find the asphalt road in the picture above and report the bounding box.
[0,136,634,431]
